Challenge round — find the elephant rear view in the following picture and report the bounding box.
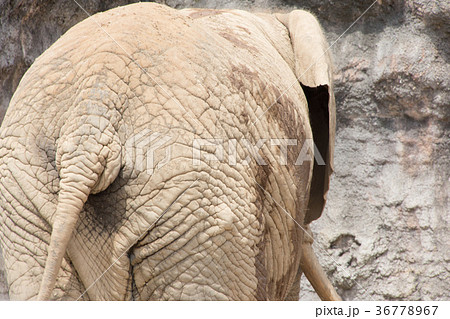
[0,3,337,300]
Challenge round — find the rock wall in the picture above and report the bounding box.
[0,0,448,300]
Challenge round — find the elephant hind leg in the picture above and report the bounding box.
[127,184,264,300]
[130,221,260,300]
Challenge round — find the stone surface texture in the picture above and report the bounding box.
[0,0,448,300]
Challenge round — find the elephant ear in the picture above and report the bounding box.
[276,11,336,224]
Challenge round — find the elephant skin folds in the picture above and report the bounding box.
[0,3,335,300]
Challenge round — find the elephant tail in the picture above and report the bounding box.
[38,112,122,300]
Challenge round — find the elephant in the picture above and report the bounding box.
[0,3,338,300]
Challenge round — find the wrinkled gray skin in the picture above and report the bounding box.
[0,3,335,300]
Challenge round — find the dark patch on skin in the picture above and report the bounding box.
[254,161,304,300]
[255,161,271,192]
[254,230,267,300]
[128,250,139,301]
[274,226,303,299]
[219,31,258,53]
[82,176,127,235]
[228,64,310,299]
[188,9,223,19]
[264,84,310,219]
[239,108,250,125]
[229,65,302,154]
[237,25,251,35]
[284,266,302,300]
[228,63,313,299]
[232,63,259,77]
[229,63,261,126]
[300,84,330,224]
[265,85,301,142]
[254,163,271,300]
[229,63,259,92]
[261,85,311,299]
